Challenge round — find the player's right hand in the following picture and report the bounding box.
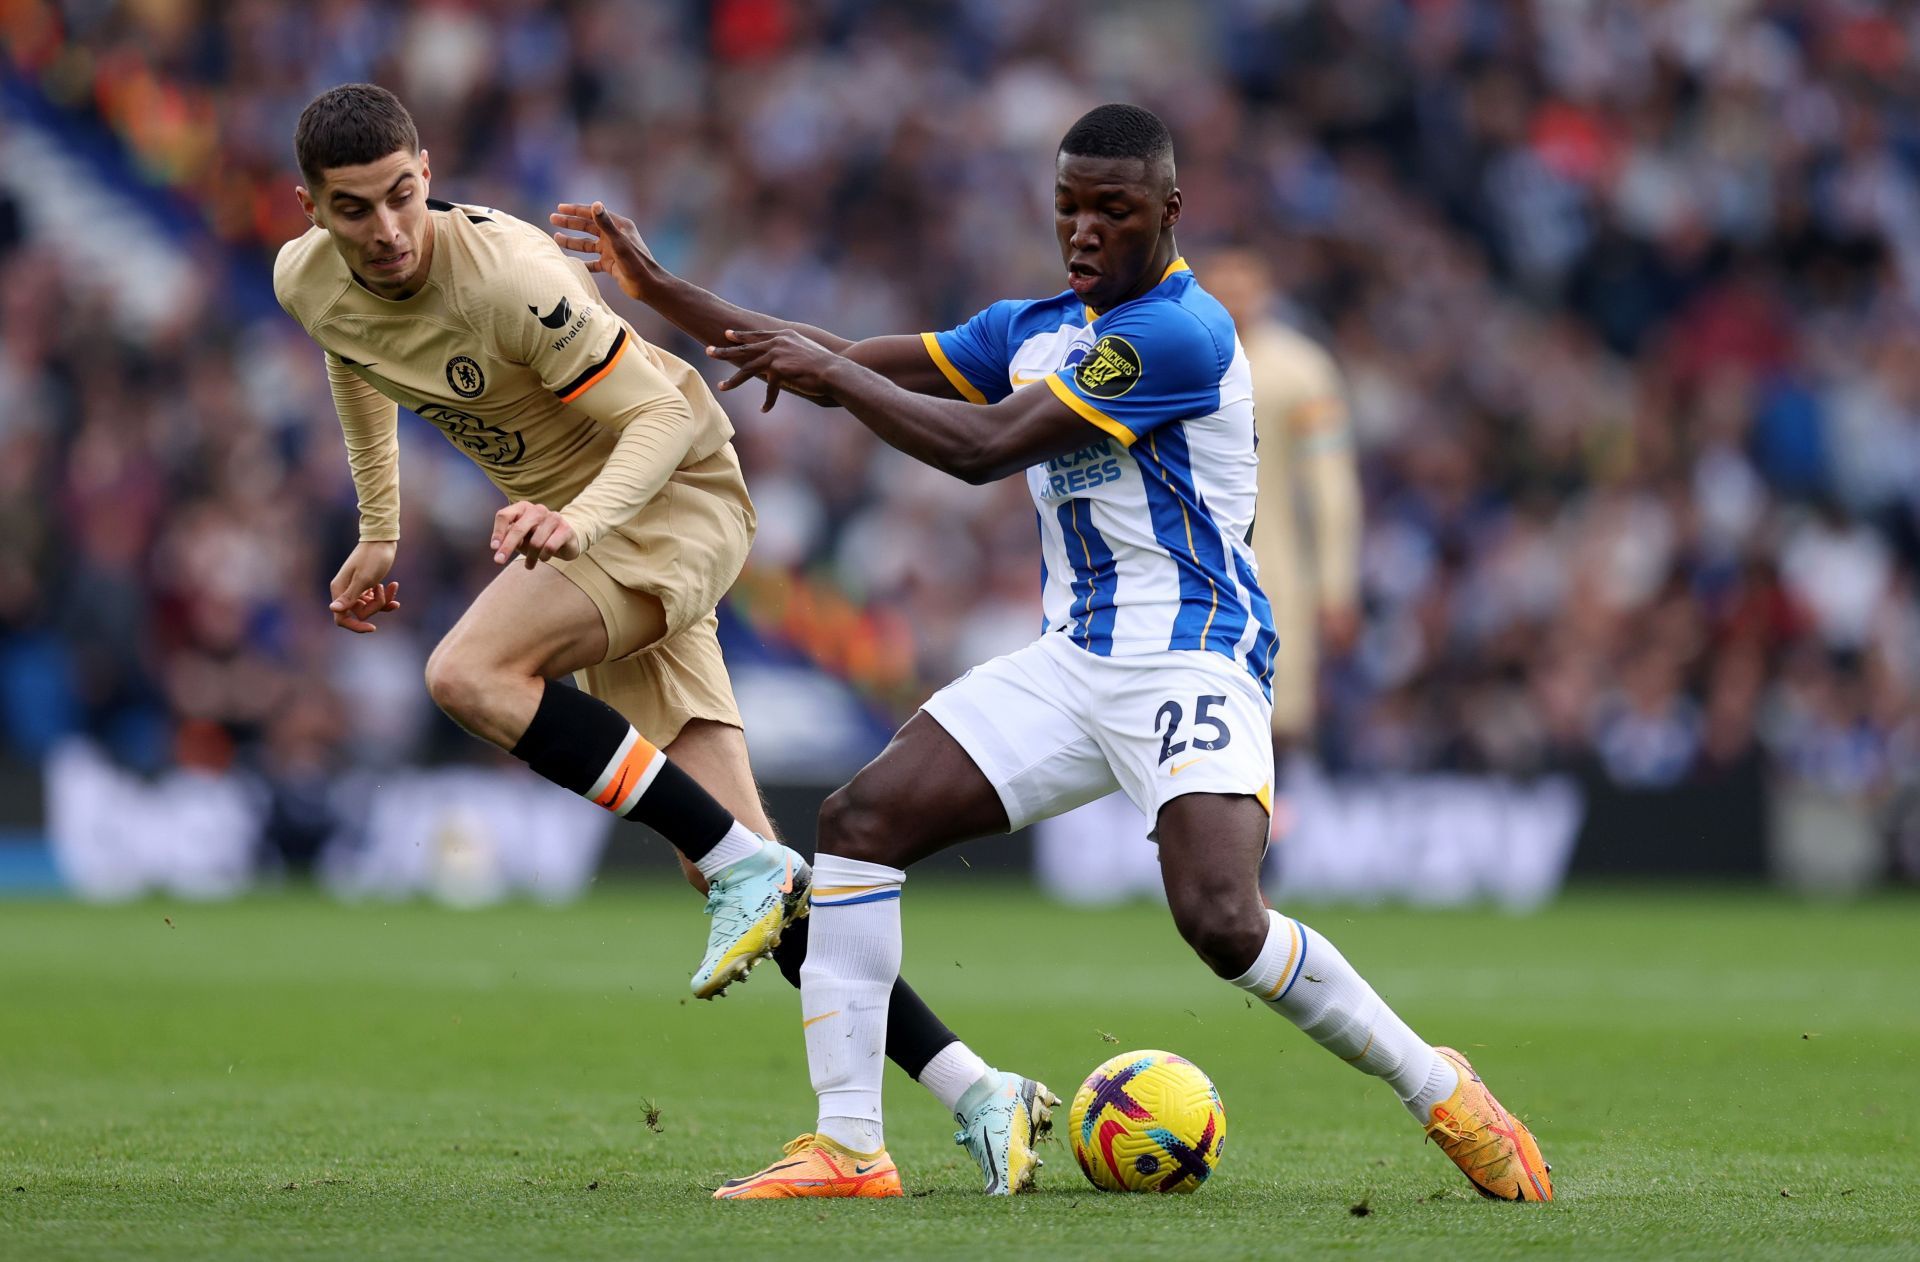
[328,540,401,633]
[550,201,653,301]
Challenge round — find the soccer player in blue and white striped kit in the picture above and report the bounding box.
[555,103,1551,1203]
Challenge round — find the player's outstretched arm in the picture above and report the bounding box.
[709,329,1100,485]
[550,202,955,398]
[550,201,852,351]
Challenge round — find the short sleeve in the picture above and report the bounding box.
[1043,303,1224,447]
[922,300,1019,405]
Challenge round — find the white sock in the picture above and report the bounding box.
[692,820,765,881]
[801,853,904,1154]
[1231,910,1458,1123]
[918,1042,993,1116]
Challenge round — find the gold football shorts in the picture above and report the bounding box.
[553,444,755,746]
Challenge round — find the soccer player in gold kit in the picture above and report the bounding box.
[1203,248,1362,753]
[276,84,1046,1195]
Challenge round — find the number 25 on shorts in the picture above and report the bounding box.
[1156,695,1231,768]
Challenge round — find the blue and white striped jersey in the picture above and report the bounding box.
[922,259,1278,697]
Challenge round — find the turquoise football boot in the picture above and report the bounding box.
[954,1071,1060,1194]
[690,839,810,999]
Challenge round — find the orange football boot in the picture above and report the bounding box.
[713,1134,905,1200]
[1423,1047,1553,1201]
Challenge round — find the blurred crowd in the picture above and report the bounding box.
[2,0,1918,818]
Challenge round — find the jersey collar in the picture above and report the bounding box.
[1083,256,1191,324]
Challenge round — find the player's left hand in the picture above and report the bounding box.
[708,329,839,411]
[491,501,582,569]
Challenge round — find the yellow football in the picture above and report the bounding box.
[1068,1049,1226,1193]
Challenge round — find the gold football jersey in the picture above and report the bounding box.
[1244,318,1361,736]
[275,200,733,544]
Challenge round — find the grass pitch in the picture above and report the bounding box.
[1,884,1914,1260]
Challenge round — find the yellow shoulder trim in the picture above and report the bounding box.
[1256,783,1273,814]
[919,332,988,405]
[1045,373,1138,447]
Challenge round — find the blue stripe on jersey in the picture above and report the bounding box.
[1058,500,1096,645]
[1036,513,1051,637]
[1056,498,1118,654]
[1231,548,1279,700]
[1133,425,1248,658]
[1082,506,1120,653]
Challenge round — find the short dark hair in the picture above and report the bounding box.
[1058,103,1174,167]
[295,84,419,188]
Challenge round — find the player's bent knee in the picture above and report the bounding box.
[815,782,911,868]
[422,645,489,725]
[1170,893,1268,979]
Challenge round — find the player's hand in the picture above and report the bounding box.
[550,201,653,301]
[491,501,582,569]
[707,329,839,410]
[328,540,401,633]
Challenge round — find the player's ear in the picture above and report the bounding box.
[295,184,317,225]
[1163,186,1182,230]
[418,148,431,190]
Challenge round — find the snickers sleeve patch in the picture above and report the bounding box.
[1051,304,1223,443]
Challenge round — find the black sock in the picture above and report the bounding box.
[772,915,959,1079]
[509,680,730,863]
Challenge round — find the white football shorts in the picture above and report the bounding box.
[921,632,1275,834]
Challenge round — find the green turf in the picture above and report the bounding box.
[1,885,1914,1260]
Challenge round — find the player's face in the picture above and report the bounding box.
[297,149,433,299]
[1054,154,1180,312]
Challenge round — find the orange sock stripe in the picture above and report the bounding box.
[592,735,659,810]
